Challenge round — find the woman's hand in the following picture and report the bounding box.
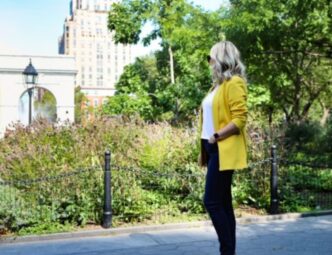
[208,135,217,144]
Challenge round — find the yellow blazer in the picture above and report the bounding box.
[198,75,248,171]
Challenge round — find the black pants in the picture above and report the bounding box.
[202,139,236,255]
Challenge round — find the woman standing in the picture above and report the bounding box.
[198,41,248,255]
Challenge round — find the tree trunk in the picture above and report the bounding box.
[319,101,330,126]
[169,46,175,84]
[321,108,330,126]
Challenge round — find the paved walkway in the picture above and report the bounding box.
[0,215,331,255]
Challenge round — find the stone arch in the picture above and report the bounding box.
[0,54,76,138]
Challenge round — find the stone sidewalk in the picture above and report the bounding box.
[0,215,331,255]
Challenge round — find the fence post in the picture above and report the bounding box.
[270,145,279,214]
[102,150,112,228]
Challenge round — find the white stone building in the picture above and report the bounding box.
[59,0,132,107]
[0,54,77,138]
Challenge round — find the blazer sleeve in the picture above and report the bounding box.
[227,77,248,130]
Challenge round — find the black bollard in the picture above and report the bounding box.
[102,150,112,228]
[270,145,278,214]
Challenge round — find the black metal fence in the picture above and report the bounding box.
[1,146,332,234]
[99,147,332,226]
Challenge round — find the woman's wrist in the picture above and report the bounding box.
[213,132,220,140]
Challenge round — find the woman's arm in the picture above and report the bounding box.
[208,77,247,144]
[208,122,239,144]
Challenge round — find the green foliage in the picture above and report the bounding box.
[107,0,224,124]
[108,0,152,44]
[247,82,273,117]
[108,0,195,46]
[0,117,206,235]
[1,116,332,235]
[101,57,158,120]
[107,0,331,124]
[285,121,324,156]
[101,52,207,123]
[278,117,332,212]
[283,117,332,164]
[0,185,31,233]
[225,0,332,122]
[320,117,332,157]
[278,164,332,212]
[102,93,154,120]
[17,222,74,236]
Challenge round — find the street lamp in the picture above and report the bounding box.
[22,59,38,125]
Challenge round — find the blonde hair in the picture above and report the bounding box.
[210,41,246,86]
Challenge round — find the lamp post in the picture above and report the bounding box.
[22,59,38,125]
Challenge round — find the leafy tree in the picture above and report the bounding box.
[101,56,161,120]
[225,0,332,123]
[107,0,225,123]
[102,93,154,120]
[108,0,193,84]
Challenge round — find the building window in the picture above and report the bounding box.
[94,99,99,107]
[97,43,102,51]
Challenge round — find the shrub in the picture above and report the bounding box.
[3,115,328,235]
[0,116,205,234]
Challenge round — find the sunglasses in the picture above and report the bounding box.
[207,55,229,70]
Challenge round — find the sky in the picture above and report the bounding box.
[0,0,226,57]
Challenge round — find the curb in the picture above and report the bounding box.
[1,210,331,244]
